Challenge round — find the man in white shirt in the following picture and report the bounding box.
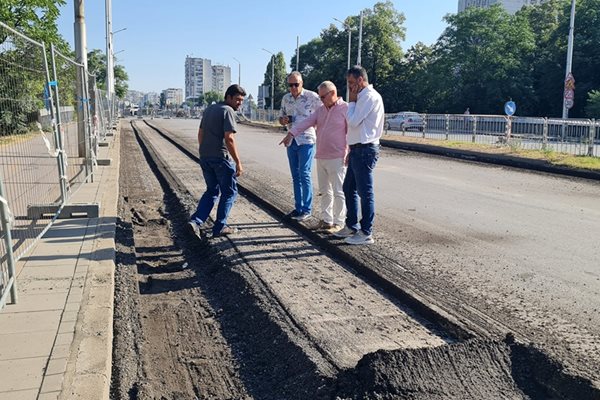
[334,66,385,245]
[278,71,321,221]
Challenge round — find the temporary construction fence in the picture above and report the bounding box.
[0,21,114,309]
[384,113,600,158]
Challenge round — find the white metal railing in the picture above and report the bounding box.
[384,113,599,157]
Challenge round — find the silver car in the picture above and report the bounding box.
[385,112,424,131]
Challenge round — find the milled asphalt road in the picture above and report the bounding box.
[150,118,600,381]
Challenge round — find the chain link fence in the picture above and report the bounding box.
[0,21,114,309]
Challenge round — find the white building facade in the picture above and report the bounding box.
[458,0,544,14]
[211,64,231,95]
[185,56,232,99]
[162,88,183,106]
[185,56,212,100]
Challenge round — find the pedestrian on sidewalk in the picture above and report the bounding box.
[335,66,385,245]
[278,71,321,222]
[280,80,348,233]
[189,84,246,237]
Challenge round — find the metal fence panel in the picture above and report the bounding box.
[0,22,62,307]
[379,112,600,158]
[50,47,91,194]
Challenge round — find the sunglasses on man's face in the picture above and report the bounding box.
[288,82,300,88]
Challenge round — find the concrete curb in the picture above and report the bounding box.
[59,127,120,400]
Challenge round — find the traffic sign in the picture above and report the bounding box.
[565,98,574,109]
[564,73,575,91]
[564,89,574,100]
[504,101,516,116]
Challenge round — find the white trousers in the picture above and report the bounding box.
[316,158,346,226]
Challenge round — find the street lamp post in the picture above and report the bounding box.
[262,48,275,119]
[562,0,576,119]
[357,10,363,66]
[233,57,241,86]
[333,17,352,101]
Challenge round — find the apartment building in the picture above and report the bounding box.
[458,0,544,14]
[211,64,231,95]
[185,56,212,100]
[185,56,232,99]
[162,88,183,106]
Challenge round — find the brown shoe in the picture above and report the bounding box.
[314,220,334,231]
[214,226,238,236]
[326,224,343,234]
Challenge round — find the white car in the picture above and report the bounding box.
[385,112,424,131]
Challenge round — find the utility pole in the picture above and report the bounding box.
[357,10,363,66]
[74,0,88,157]
[296,36,299,71]
[334,17,352,101]
[105,0,114,124]
[233,57,241,86]
[262,48,275,119]
[562,0,576,119]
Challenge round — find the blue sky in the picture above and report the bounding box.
[56,1,457,99]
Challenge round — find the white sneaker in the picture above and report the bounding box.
[333,226,356,238]
[188,219,202,237]
[345,230,374,245]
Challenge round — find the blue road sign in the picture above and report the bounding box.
[504,101,516,116]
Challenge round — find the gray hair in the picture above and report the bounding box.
[287,71,303,81]
[318,80,336,93]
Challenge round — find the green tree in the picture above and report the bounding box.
[585,90,600,118]
[292,1,405,104]
[0,0,69,50]
[86,49,129,98]
[428,5,535,114]
[204,91,221,105]
[262,52,287,109]
[389,42,435,112]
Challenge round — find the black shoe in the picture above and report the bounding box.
[286,210,301,219]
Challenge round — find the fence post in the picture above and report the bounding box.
[445,114,449,141]
[80,66,94,183]
[588,119,595,157]
[472,116,477,143]
[542,117,548,151]
[0,177,18,305]
[422,113,426,139]
[47,44,69,204]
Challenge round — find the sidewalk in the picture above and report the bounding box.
[0,127,121,399]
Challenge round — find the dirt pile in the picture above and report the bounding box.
[335,337,599,399]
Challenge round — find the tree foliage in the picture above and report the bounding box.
[87,49,129,98]
[291,1,405,103]
[204,91,221,105]
[262,52,287,108]
[0,0,69,50]
[0,0,70,135]
[585,90,600,118]
[276,0,599,118]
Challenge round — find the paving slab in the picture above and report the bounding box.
[0,125,120,400]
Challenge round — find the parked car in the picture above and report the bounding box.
[385,112,424,131]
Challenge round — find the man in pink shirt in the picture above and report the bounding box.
[280,81,348,232]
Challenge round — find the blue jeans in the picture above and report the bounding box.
[343,144,380,236]
[191,157,238,235]
[286,141,315,214]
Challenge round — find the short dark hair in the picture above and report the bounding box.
[225,84,246,98]
[347,65,368,82]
